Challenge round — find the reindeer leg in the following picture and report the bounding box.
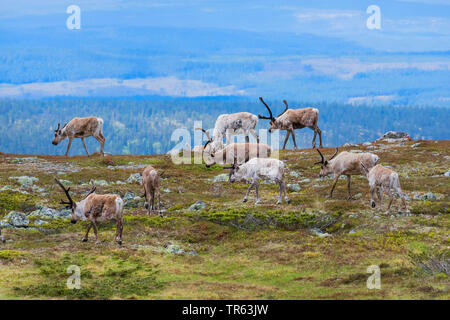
[65,137,73,157]
[0,228,5,243]
[385,189,394,215]
[254,181,260,205]
[346,175,353,200]
[115,219,123,245]
[317,127,323,148]
[81,137,90,157]
[93,135,105,156]
[282,180,290,203]
[310,126,317,149]
[277,180,283,204]
[91,221,100,244]
[156,188,162,216]
[327,174,341,199]
[369,185,376,209]
[244,181,255,203]
[82,223,92,242]
[290,129,297,150]
[282,130,291,149]
[250,129,259,144]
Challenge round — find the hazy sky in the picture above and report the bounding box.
[1,0,449,51]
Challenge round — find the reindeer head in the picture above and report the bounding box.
[258,97,289,133]
[223,158,242,183]
[315,148,339,177]
[52,123,68,145]
[197,128,224,167]
[54,178,96,223]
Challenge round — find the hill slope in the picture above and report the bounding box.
[0,139,449,299]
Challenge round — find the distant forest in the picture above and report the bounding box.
[0,98,448,155]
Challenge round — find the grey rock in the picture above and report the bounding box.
[421,192,436,200]
[3,211,29,227]
[379,131,411,141]
[350,149,363,153]
[342,143,357,147]
[9,176,39,188]
[163,188,171,193]
[287,184,301,192]
[443,171,450,177]
[164,244,197,255]
[126,173,142,184]
[92,179,109,186]
[300,178,311,183]
[211,173,229,183]
[411,142,421,148]
[289,171,300,178]
[188,200,206,211]
[29,207,71,219]
[123,192,137,201]
[310,228,331,238]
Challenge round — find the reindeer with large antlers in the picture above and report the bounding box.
[52,117,105,157]
[315,148,379,200]
[258,97,322,149]
[54,178,124,244]
[197,112,259,154]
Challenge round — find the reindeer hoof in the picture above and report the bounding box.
[286,198,291,204]
[371,202,376,208]
[81,237,88,242]
[117,240,122,245]
[243,198,248,203]
[347,196,353,200]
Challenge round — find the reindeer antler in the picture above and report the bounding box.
[83,180,97,199]
[55,123,60,132]
[258,97,274,120]
[314,148,325,165]
[329,148,339,161]
[54,178,75,208]
[277,100,289,118]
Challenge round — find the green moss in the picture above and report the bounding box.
[13,253,162,299]
[0,250,26,261]
[411,201,448,215]
[124,215,176,228]
[0,191,37,216]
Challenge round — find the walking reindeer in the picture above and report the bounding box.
[258,97,322,149]
[197,112,259,154]
[142,166,162,215]
[225,157,290,205]
[54,178,124,244]
[52,117,106,157]
[360,163,409,214]
[315,148,379,199]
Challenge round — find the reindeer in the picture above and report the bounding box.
[258,97,322,149]
[360,163,409,214]
[225,157,290,205]
[204,143,272,168]
[142,166,162,215]
[315,148,379,200]
[54,178,124,244]
[52,117,105,157]
[198,112,259,153]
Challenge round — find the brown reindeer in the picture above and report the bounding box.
[52,117,105,157]
[204,142,272,167]
[142,166,162,215]
[258,97,322,149]
[54,178,124,244]
[315,148,379,199]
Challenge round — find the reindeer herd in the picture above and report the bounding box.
[0,97,409,245]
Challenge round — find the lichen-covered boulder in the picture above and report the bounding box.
[211,174,229,183]
[188,200,206,211]
[126,173,142,184]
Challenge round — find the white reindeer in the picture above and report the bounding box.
[225,158,290,205]
[315,148,379,199]
[52,117,105,157]
[258,97,322,149]
[198,112,259,153]
[360,163,409,214]
[204,142,272,167]
[54,179,124,244]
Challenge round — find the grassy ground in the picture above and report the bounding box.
[0,139,449,299]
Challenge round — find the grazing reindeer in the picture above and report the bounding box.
[315,148,379,199]
[198,112,259,153]
[142,166,162,215]
[360,163,409,214]
[225,158,290,205]
[204,143,272,167]
[52,117,105,157]
[258,97,322,149]
[54,178,124,244]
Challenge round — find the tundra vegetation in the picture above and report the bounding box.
[0,140,448,299]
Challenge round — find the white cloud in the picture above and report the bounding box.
[0,77,245,98]
[294,10,361,21]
